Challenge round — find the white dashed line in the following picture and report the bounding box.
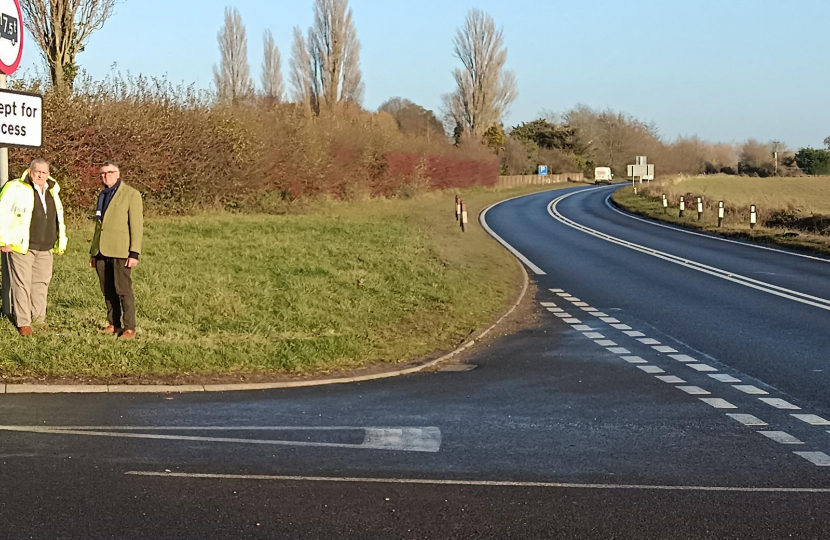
[652,346,678,354]
[795,452,830,466]
[638,366,665,374]
[607,347,631,355]
[600,317,621,324]
[564,297,580,302]
[758,431,803,445]
[700,398,737,409]
[540,302,558,307]
[656,375,685,384]
[573,302,589,307]
[732,385,768,395]
[563,318,581,324]
[595,340,617,347]
[678,386,710,395]
[581,307,598,312]
[556,292,570,297]
[572,325,593,331]
[583,332,605,339]
[637,338,661,345]
[759,398,800,410]
[548,308,564,313]
[687,364,719,372]
[591,312,609,318]
[709,374,741,383]
[791,414,830,426]
[610,324,632,330]
[554,313,571,318]
[727,414,768,427]
[623,331,645,338]
[669,354,697,363]
[622,356,647,364]
[550,289,564,293]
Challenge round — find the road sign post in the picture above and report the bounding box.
[0,0,26,319]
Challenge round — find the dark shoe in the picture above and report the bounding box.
[17,326,33,337]
[118,329,136,341]
[98,325,121,335]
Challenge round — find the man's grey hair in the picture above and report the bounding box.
[101,161,120,171]
[29,158,49,172]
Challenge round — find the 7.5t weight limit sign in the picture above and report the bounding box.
[0,0,22,76]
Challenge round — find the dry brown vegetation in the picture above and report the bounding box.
[8,74,497,215]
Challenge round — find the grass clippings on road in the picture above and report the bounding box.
[0,183,575,382]
[613,176,830,255]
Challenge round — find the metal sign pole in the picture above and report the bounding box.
[0,73,9,318]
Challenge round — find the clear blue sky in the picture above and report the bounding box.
[14,0,830,148]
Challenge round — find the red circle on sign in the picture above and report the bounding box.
[0,0,23,75]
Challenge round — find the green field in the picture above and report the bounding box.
[0,184,568,382]
[613,175,830,253]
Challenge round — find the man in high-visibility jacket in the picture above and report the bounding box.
[0,159,67,336]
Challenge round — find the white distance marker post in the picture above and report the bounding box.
[697,197,703,221]
[679,196,685,218]
[662,194,667,214]
[750,205,757,230]
[718,201,724,228]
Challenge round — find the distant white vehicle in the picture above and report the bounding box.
[594,167,613,184]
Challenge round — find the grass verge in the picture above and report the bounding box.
[0,183,578,382]
[612,182,830,255]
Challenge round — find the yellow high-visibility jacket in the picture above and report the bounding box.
[0,171,68,255]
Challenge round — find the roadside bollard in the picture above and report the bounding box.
[455,195,461,222]
[460,201,468,232]
[718,201,724,228]
[750,204,757,230]
[662,194,667,214]
[679,196,685,217]
[697,197,703,221]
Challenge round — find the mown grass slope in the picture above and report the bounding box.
[0,184,568,381]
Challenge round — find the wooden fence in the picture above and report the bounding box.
[496,172,584,188]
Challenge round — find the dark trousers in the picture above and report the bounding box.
[94,256,136,331]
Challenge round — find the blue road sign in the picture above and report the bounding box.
[538,165,548,176]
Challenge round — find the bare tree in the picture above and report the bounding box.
[824,135,830,150]
[379,97,444,141]
[289,26,313,110]
[307,0,363,111]
[443,9,517,140]
[213,7,253,104]
[20,0,117,91]
[261,29,283,103]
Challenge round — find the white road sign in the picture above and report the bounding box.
[0,0,22,75]
[0,88,43,148]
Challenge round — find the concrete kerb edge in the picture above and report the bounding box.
[1,191,538,396]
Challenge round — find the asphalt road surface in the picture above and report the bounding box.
[1,184,829,539]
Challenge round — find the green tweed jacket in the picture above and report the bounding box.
[90,182,144,259]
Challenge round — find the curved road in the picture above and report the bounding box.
[0,184,828,539]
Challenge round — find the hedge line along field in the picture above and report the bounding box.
[613,175,830,254]
[0,184,569,382]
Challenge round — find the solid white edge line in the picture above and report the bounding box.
[124,471,830,492]
[547,191,830,313]
[604,192,830,264]
[481,196,547,275]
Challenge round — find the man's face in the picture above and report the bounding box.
[30,163,49,188]
[99,165,120,188]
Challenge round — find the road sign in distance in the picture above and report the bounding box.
[538,165,548,176]
[0,0,22,75]
[0,89,43,148]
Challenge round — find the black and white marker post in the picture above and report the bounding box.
[455,195,460,221]
[662,194,667,214]
[460,201,468,232]
[750,205,757,230]
[697,197,703,220]
[718,201,724,228]
[679,196,685,217]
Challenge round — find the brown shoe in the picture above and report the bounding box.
[17,326,33,336]
[118,329,136,341]
[98,325,121,335]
